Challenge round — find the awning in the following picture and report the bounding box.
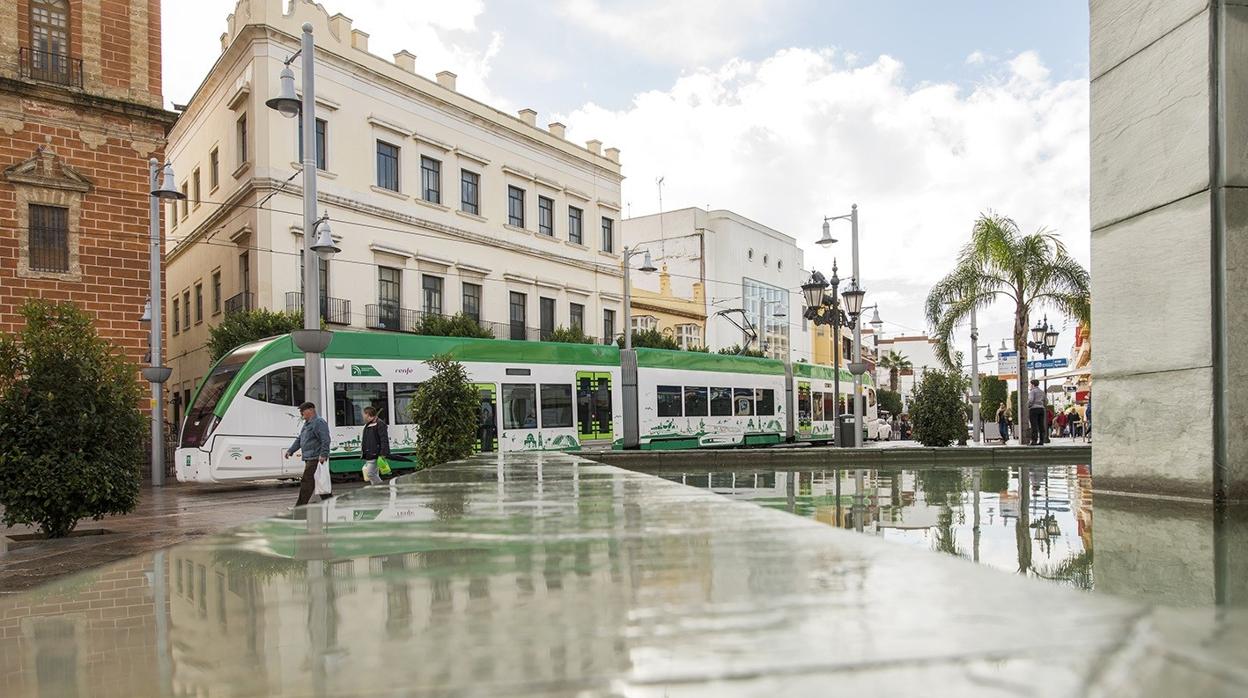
[1033,366,1092,382]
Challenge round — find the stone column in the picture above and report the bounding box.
[1091,0,1248,501]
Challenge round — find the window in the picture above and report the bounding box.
[676,323,701,349]
[710,387,732,416]
[378,266,401,327]
[334,382,390,427]
[299,255,330,305]
[538,196,554,236]
[298,118,328,170]
[376,140,400,191]
[823,393,836,420]
[172,298,180,335]
[507,186,525,227]
[733,388,755,416]
[183,291,191,327]
[601,217,614,253]
[632,315,657,332]
[462,283,481,323]
[420,156,441,204]
[602,309,615,345]
[570,303,584,333]
[684,387,709,416]
[422,275,443,315]
[27,204,68,273]
[539,297,555,339]
[657,385,683,417]
[236,114,247,166]
[180,183,188,219]
[502,384,537,429]
[568,206,583,245]
[211,271,221,314]
[813,392,825,421]
[243,367,303,406]
[540,384,573,428]
[394,382,420,424]
[509,292,527,340]
[460,169,479,214]
[192,169,201,205]
[194,283,203,324]
[209,148,219,189]
[30,0,69,82]
[756,388,776,416]
[169,200,177,230]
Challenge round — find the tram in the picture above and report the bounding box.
[175,332,877,483]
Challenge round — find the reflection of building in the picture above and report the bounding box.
[622,208,810,361]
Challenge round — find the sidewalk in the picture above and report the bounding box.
[0,479,363,594]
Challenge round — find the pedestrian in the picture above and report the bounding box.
[996,403,1010,443]
[360,405,390,485]
[1067,405,1082,440]
[1027,379,1047,445]
[478,396,496,453]
[1084,397,1092,442]
[1055,409,1068,438]
[286,401,332,506]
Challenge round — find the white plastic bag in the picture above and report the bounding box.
[313,461,332,496]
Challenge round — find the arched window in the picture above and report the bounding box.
[30,0,69,81]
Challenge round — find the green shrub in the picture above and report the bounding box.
[877,389,904,416]
[717,344,766,357]
[0,301,144,537]
[618,328,680,350]
[980,375,1008,422]
[410,355,479,468]
[909,368,970,447]
[414,312,493,339]
[208,309,303,361]
[545,325,594,344]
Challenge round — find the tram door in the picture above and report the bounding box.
[473,383,498,453]
[797,381,812,437]
[576,371,613,443]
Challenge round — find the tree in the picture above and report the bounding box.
[877,351,912,392]
[545,325,594,344]
[909,368,970,447]
[619,328,681,350]
[925,212,1089,445]
[410,355,479,468]
[979,375,1008,425]
[877,389,903,416]
[717,344,766,358]
[414,312,493,339]
[208,309,303,361]
[0,300,144,537]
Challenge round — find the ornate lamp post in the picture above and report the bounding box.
[145,160,184,486]
[621,247,657,350]
[802,259,867,446]
[817,205,867,445]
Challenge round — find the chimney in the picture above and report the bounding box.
[547,122,566,139]
[393,50,416,73]
[350,29,369,52]
[692,282,705,305]
[328,13,352,40]
[604,147,620,163]
[436,71,457,91]
[659,265,672,297]
[585,139,602,155]
[518,108,537,127]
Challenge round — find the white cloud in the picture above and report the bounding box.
[557,0,778,65]
[966,50,986,65]
[564,47,1090,351]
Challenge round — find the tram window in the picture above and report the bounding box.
[656,385,683,417]
[757,388,775,416]
[733,388,754,416]
[268,368,291,406]
[684,386,709,416]
[540,384,574,428]
[291,367,305,405]
[244,376,268,402]
[394,382,420,424]
[710,387,732,416]
[503,384,538,429]
[812,391,824,421]
[824,393,837,420]
[334,382,389,427]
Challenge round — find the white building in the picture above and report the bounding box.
[620,208,810,361]
[875,335,941,401]
[164,0,624,418]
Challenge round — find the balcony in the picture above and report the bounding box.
[362,306,600,343]
[285,292,352,325]
[223,292,254,316]
[19,48,83,88]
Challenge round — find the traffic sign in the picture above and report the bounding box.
[1028,358,1068,370]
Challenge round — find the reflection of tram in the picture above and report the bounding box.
[176,332,876,483]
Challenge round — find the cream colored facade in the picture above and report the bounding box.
[164,0,624,415]
[628,265,706,349]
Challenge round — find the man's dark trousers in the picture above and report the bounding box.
[1028,408,1046,446]
[295,459,322,507]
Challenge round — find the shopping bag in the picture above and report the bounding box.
[314,461,332,496]
[377,456,392,476]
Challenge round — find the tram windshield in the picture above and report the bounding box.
[179,342,264,448]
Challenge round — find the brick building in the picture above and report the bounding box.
[0,0,176,369]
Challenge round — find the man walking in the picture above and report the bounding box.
[287,401,332,506]
[360,405,390,485]
[1027,379,1047,446]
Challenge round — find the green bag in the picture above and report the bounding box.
[377,456,392,476]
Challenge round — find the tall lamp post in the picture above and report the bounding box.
[817,205,867,446]
[802,259,866,447]
[1028,315,1061,419]
[145,160,184,486]
[621,246,657,350]
[267,22,340,409]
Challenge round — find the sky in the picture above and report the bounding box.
[162,0,1091,370]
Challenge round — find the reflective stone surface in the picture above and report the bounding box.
[0,453,1245,696]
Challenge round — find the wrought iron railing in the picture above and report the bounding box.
[19,48,83,88]
[360,306,600,343]
[223,292,254,315]
[285,292,352,325]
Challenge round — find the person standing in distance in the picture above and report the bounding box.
[287,401,332,506]
[1027,379,1047,446]
[360,405,390,485]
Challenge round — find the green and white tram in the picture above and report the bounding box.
[176,331,876,483]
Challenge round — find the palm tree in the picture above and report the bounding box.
[877,351,912,393]
[925,213,1089,445]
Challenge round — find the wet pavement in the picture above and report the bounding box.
[0,452,1245,696]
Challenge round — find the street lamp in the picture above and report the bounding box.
[621,246,657,350]
[818,205,866,445]
[1026,315,1060,443]
[802,259,864,447]
[145,159,184,487]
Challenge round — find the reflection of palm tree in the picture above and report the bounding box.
[934,505,959,556]
[1032,550,1094,591]
[1016,469,1033,574]
[878,351,912,393]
